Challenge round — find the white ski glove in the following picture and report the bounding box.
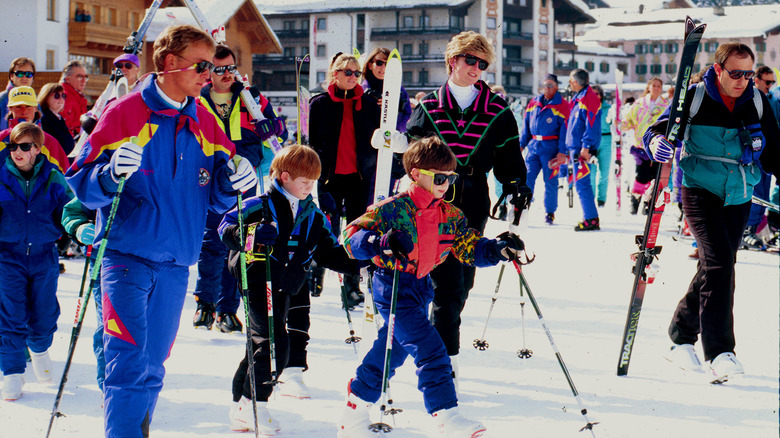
[648,135,673,163]
[370,128,408,153]
[228,155,257,193]
[109,140,144,182]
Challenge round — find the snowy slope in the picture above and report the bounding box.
[3,191,778,438]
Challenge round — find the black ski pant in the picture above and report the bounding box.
[431,173,490,356]
[669,187,750,362]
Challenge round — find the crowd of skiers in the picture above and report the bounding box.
[1,22,779,438]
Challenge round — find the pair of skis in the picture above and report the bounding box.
[617,17,706,377]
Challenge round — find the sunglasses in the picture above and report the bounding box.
[456,54,489,71]
[213,65,238,76]
[720,65,754,80]
[7,142,36,152]
[760,78,775,86]
[75,74,90,80]
[13,71,34,79]
[419,169,458,185]
[115,62,136,70]
[337,69,362,78]
[374,60,386,67]
[53,92,67,99]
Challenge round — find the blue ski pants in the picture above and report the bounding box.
[101,251,188,438]
[525,149,561,214]
[0,245,60,375]
[351,269,457,414]
[574,159,599,220]
[194,210,240,314]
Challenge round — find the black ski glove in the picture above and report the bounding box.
[488,232,525,262]
[375,229,414,261]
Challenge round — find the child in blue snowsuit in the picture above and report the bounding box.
[218,144,359,434]
[337,136,523,438]
[0,122,73,400]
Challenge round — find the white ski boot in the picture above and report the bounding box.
[708,352,744,384]
[663,344,703,372]
[337,380,374,438]
[280,367,311,399]
[449,355,459,393]
[30,350,54,383]
[2,374,24,401]
[432,406,486,438]
[228,396,280,435]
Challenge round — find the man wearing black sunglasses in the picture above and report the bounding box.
[643,42,780,383]
[407,31,527,381]
[0,57,36,131]
[192,44,287,335]
[66,25,258,438]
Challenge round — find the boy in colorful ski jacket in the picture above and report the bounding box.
[65,25,257,438]
[218,145,358,434]
[337,136,523,437]
[0,122,73,400]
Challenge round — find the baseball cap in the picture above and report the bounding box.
[7,86,38,107]
[113,53,140,67]
[544,74,560,84]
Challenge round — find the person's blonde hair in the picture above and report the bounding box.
[642,77,664,97]
[270,144,321,180]
[9,121,44,148]
[153,25,215,72]
[37,83,64,110]
[327,53,359,85]
[444,31,495,75]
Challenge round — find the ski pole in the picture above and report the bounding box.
[263,245,279,388]
[473,263,505,351]
[516,269,533,359]
[368,265,402,434]
[567,150,575,208]
[338,273,362,351]
[47,136,142,436]
[511,260,598,436]
[233,181,260,438]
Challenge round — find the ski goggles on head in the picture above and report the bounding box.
[337,69,362,78]
[13,71,34,79]
[456,54,489,71]
[373,60,386,67]
[213,65,238,76]
[6,142,36,152]
[419,169,458,185]
[719,65,754,80]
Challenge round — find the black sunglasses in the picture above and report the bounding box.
[419,169,458,185]
[760,78,775,86]
[53,92,67,99]
[720,64,754,80]
[456,54,489,71]
[7,142,35,152]
[374,60,386,67]
[115,62,136,70]
[13,71,34,79]
[213,65,238,76]
[176,55,215,74]
[337,69,362,78]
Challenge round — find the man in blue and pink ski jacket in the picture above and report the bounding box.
[565,68,602,231]
[66,25,257,438]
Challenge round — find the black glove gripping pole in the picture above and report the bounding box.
[338,273,362,351]
[473,263,505,351]
[510,259,598,436]
[234,167,261,438]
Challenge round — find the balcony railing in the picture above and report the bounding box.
[68,22,130,50]
[399,54,444,62]
[372,26,478,37]
[274,29,310,40]
[503,31,533,41]
[254,55,302,68]
[504,85,533,95]
[503,57,533,67]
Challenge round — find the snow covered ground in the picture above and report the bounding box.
[2,192,777,438]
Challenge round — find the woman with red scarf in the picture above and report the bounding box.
[309,53,380,304]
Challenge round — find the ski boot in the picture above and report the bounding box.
[337,379,374,438]
[574,217,600,231]
[215,312,243,333]
[544,212,554,225]
[740,225,764,251]
[229,396,280,434]
[342,273,364,310]
[432,406,486,438]
[630,194,641,215]
[193,298,215,330]
[708,352,744,384]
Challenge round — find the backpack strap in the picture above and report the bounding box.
[684,82,705,142]
[753,88,764,120]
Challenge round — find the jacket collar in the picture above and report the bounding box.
[327,83,364,110]
[140,74,199,120]
[703,65,757,110]
[437,79,492,113]
[408,182,442,210]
